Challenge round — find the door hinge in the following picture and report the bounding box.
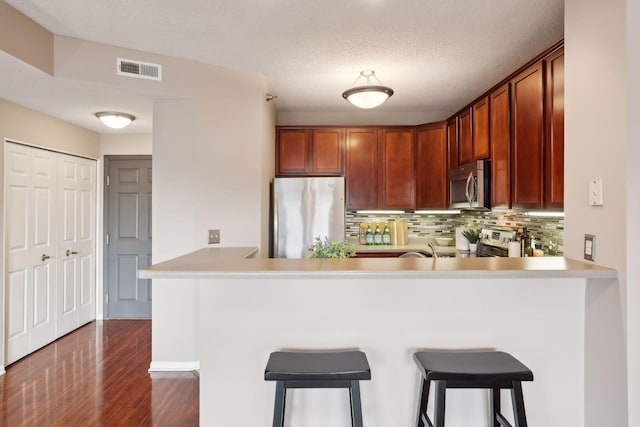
[106,293,109,304]
[106,175,110,186]
[106,234,110,245]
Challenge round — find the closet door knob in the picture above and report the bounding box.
[65,249,78,256]
[41,254,51,262]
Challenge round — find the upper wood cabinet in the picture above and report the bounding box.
[276,129,308,175]
[447,117,458,170]
[490,84,511,208]
[345,128,380,210]
[416,122,448,209]
[510,62,545,209]
[473,97,490,160]
[544,47,564,209]
[276,127,344,176]
[380,128,416,210]
[345,127,415,210]
[458,108,473,165]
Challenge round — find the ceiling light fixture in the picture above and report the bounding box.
[95,111,136,129]
[342,70,394,109]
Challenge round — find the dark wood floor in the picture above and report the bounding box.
[0,320,198,426]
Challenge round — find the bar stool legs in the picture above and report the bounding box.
[272,381,286,427]
[413,351,534,427]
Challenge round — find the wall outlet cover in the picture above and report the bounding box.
[208,229,220,244]
[584,234,595,261]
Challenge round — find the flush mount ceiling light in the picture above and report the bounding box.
[95,111,136,129]
[342,70,394,109]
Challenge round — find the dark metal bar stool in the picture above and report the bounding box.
[264,350,371,427]
[413,351,534,427]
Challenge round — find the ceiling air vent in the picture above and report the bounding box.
[117,57,162,81]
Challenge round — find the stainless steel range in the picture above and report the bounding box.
[477,228,516,257]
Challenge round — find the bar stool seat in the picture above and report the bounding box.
[413,351,534,427]
[265,350,371,427]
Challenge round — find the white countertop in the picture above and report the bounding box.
[139,246,615,280]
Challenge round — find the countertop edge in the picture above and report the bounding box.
[138,247,617,280]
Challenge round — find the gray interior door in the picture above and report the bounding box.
[105,157,152,318]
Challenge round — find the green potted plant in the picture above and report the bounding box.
[462,228,480,253]
[308,236,355,259]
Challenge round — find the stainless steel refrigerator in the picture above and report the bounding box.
[271,177,345,258]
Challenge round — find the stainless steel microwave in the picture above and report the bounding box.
[448,160,491,209]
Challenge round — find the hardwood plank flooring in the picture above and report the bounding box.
[0,320,198,426]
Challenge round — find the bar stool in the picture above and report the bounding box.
[264,350,371,427]
[413,351,534,427]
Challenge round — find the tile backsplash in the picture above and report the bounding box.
[346,210,564,255]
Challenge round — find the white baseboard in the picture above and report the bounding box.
[0,365,5,376]
[148,361,200,372]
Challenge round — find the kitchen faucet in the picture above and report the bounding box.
[427,242,438,258]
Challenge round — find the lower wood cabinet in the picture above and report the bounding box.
[416,122,448,209]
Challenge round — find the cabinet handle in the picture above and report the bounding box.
[65,249,79,257]
[41,254,51,262]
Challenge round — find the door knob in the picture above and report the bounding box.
[41,254,51,262]
[65,249,79,256]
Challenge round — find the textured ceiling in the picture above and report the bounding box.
[2,0,564,133]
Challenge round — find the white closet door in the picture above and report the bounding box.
[57,154,96,336]
[5,143,57,364]
[75,156,96,325]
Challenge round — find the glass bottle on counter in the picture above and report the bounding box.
[383,223,391,245]
[527,234,536,257]
[374,223,383,245]
[365,223,373,245]
[521,227,529,257]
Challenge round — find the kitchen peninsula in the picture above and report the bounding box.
[140,248,622,427]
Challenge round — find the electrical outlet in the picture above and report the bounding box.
[208,229,220,244]
[584,234,595,261]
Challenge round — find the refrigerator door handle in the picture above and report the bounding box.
[273,190,279,257]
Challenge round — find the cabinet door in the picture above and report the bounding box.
[473,97,490,159]
[490,84,511,208]
[380,128,415,210]
[545,48,564,209]
[511,62,544,208]
[458,108,473,164]
[346,128,379,210]
[311,128,344,175]
[447,118,458,169]
[416,122,448,209]
[276,129,309,175]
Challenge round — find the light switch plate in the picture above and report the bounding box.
[589,178,604,206]
[208,229,220,244]
[584,234,595,261]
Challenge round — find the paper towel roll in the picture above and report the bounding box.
[508,241,521,257]
[456,227,469,251]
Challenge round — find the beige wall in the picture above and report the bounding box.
[565,0,629,424]
[50,36,274,367]
[0,98,99,369]
[0,2,53,75]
